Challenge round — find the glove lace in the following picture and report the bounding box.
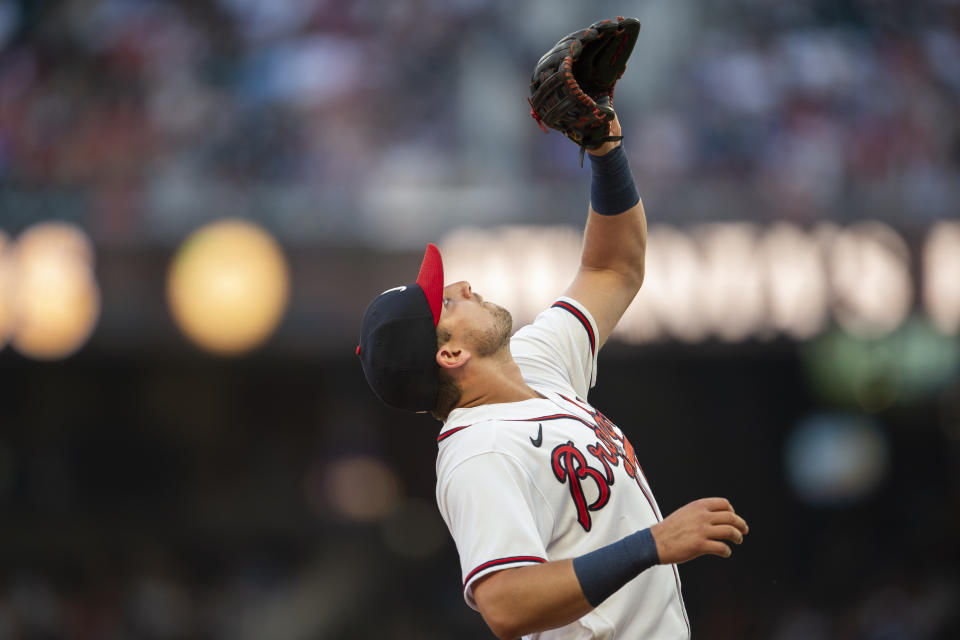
[527,98,549,133]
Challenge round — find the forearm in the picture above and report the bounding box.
[474,529,659,639]
[563,139,648,346]
[473,560,592,640]
[581,144,647,286]
[581,203,647,286]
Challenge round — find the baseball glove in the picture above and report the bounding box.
[528,17,641,164]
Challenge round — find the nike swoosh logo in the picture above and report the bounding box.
[530,423,543,448]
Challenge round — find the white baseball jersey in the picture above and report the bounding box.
[435,296,690,640]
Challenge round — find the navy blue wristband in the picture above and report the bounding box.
[588,145,640,216]
[572,528,659,608]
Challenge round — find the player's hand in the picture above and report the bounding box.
[650,497,749,564]
[586,114,622,157]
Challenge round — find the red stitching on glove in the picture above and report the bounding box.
[610,33,628,67]
[527,97,548,133]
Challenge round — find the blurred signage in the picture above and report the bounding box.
[441,221,960,343]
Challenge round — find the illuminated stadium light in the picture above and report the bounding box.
[802,317,960,412]
[15,221,95,271]
[442,226,580,322]
[443,230,521,318]
[826,222,912,338]
[761,223,828,339]
[698,224,766,342]
[785,412,889,506]
[441,229,492,289]
[616,292,660,344]
[306,455,403,523]
[501,226,580,322]
[167,219,290,355]
[619,226,708,343]
[440,221,919,344]
[923,221,960,336]
[0,231,12,349]
[10,222,101,360]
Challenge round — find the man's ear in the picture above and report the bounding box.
[437,342,471,370]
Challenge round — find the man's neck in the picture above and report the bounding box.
[455,348,544,409]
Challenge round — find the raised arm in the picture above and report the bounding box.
[563,116,647,349]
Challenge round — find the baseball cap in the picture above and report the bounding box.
[357,243,444,412]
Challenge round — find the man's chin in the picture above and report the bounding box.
[471,302,513,357]
[489,303,513,332]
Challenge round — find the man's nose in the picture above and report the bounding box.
[446,281,472,299]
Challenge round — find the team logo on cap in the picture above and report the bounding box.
[381,285,407,295]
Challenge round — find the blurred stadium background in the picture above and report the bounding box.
[1,0,959,638]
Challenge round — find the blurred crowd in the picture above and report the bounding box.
[0,550,956,638]
[0,0,957,246]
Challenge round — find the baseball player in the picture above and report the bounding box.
[357,18,749,639]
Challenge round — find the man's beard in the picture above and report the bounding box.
[471,302,513,358]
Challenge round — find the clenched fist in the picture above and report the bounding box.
[651,498,749,564]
